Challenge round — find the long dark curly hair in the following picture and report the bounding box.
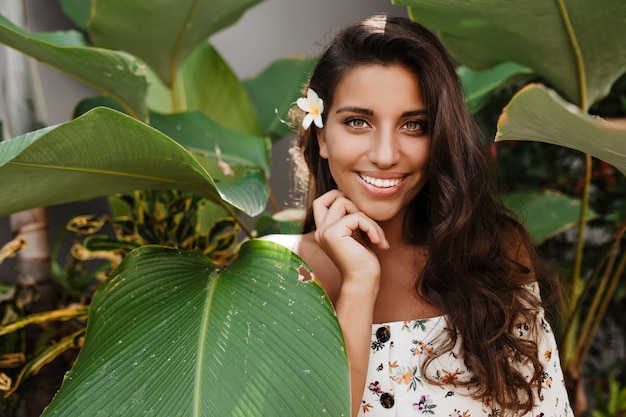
[290,14,562,414]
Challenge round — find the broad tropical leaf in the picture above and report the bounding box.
[59,0,91,30]
[0,107,269,218]
[458,62,533,114]
[0,14,148,120]
[502,190,597,244]
[40,241,350,416]
[74,98,270,171]
[496,84,626,176]
[147,43,264,135]
[89,0,264,87]
[244,56,318,139]
[393,0,626,109]
[150,111,271,176]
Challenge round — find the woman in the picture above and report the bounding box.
[264,14,572,417]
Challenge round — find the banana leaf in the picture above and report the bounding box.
[40,240,350,416]
[393,0,626,109]
[0,14,148,120]
[59,0,90,30]
[89,0,264,88]
[244,56,318,139]
[147,42,264,135]
[150,111,271,177]
[496,84,626,177]
[0,107,268,219]
[458,62,533,114]
[502,190,597,244]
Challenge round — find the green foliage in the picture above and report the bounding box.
[146,42,265,134]
[501,190,596,245]
[458,62,533,114]
[41,241,349,416]
[67,190,240,263]
[592,377,626,417]
[0,1,347,415]
[497,84,626,176]
[1,0,624,415]
[88,0,264,88]
[0,108,267,221]
[394,0,626,413]
[0,14,148,120]
[395,0,626,110]
[244,56,318,139]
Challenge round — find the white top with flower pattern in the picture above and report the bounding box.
[357,282,573,417]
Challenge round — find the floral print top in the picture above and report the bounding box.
[358,282,572,417]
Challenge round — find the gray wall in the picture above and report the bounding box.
[0,0,407,280]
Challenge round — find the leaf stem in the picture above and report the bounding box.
[576,247,626,371]
[4,328,86,397]
[556,0,588,111]
[570,154,592,310]
[0,307,89,336]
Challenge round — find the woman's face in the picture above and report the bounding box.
[317,64,431,225]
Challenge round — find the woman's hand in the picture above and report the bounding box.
[312,189,388,285]
[312,189,388,416]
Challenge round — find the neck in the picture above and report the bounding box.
[373,216,414,257]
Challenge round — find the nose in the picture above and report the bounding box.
[368,128,400,169]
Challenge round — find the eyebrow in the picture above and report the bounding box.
[335,106,428,117]
[335,106,373,115]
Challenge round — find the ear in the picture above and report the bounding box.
[317,128,329,159]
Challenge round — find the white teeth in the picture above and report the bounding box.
[360,174,402,188]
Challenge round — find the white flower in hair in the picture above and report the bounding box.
[296,88,324,129]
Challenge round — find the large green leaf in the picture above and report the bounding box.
[502,190,597,245]
[73,96,270,180]
[147,43,263,135]
[393,0,626,109]
[89,0,263,88]
[0,14,148,120]
[59,0,91,31]
[496,84,626,176]
[0,107,268,218]
[244,56,318,139]
[458,62,533,114]
[151,111,271,175]
[41,240,350,416]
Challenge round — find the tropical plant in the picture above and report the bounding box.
[0,0,349,415]
[591,377,626,417]
[1,0,625,415]
[392,0,626,413]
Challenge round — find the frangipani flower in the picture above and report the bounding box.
[296,88,324,129]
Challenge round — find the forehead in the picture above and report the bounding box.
[331,64,424,110]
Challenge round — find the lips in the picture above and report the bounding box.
[359,174,404,188]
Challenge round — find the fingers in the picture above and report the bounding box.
[319,212,389,249]
[313,190,389,250]
[312,190,354,227]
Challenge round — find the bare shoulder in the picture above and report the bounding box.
[258,233,305,254]
[257,233,342,302]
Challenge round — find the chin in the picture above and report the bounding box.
[361,208,401,224]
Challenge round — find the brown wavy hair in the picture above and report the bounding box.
[291,14,561,413]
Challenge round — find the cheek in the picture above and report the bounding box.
[408,142,431,169]
[325,140,360,169]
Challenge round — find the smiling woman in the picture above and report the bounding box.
[317,64,430,225]
[261,14,573,417]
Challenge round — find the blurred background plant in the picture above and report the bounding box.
[392,1,626,414]
[0,0,340,415]
[0,0,625,415]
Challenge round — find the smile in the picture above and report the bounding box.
[359,174,404,188]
